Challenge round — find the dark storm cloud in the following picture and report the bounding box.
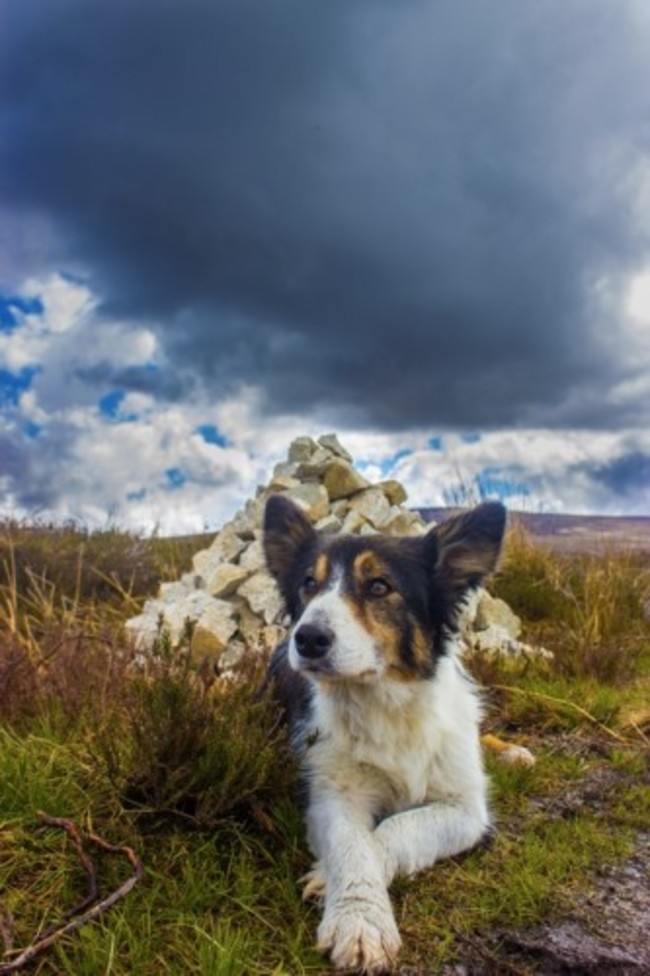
[2,0,650,429]
[591,452,650,498]
[0,425,76,509]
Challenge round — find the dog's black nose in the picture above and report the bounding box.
[294,623,334,660]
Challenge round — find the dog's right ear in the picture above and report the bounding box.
[263,495,317,609]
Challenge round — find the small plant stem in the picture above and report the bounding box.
[491,684,629,744]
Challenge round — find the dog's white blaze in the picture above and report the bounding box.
[288,574,381,678]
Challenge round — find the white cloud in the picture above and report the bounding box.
[1,275,649,532]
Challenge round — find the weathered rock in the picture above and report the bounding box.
[159,580,193,602]
[341,509,367,535]
[323,458,369,500]
[318,433,353,461]
[180,571,205,590]
[268,472,301,492]
[190,600,238,661]
[239,538,266,572]
[218,641,247,671]
[475,591,521,639]
[125,611,164,649]
[272,460,300,480]
[383,509,426,537]
[315,513,343,534]
[206,563,251,599]
[281,483,329,522]
[234,598,264,645]
[238,571,283,625]
[193,526,247,577]
[348,487,391,528]
[296,447,336,480]
[377,480,408,506]
[288,436,319,462]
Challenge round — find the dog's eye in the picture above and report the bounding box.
[368,577,391,598]
[302,575,319,594]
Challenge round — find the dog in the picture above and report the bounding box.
[263,494,508,974]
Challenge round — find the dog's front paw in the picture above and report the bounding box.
[317,890,401,974]
[300,860,326,902]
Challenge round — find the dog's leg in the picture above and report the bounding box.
[374,797,489,884]
[307,789,402,974]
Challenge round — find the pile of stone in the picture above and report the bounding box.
[126,434,550,671]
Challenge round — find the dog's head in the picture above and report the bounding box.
[264,495,506,684]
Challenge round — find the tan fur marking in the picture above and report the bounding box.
[353,550,389,584]
[347,552,413,676]
[314,553,330,586]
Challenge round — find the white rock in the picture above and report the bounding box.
[296,447,336,480]
[323,458,369,500]
[383,509,426,537]
[206,563,251,598]
[341,509,367,534]
[180,571,205,590]
[239,538,266,572]
[348,487,391,528]
[377,480,408,505]
[281,483,329,522]
[288,436,319,462]
[269,473,301,491]
[318,433,353,461]
[209,525,246,563]
[315,513,343,534]
[237,572,284,625]
[159,580,193,602]
[190,600,239,660]
[475,591,521,639]
[125,611,164,649]
[162,590,226,640]
[273,460,300,480]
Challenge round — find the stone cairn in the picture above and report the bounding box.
[126,434,549,673]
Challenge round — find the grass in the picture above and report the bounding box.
[0,517,648,974]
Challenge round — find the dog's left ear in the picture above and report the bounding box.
[425,502,506,595]
[263,494,317,612]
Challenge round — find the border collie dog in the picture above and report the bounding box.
[263,495,507,974]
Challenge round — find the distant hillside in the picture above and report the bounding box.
[419,508,650,555]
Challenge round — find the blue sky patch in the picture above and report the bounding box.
[23,420,42,439]
[428,436,444,451]
[196,423,229,448]
[0,366,40,407]
[98,389,138,423]
[165,467,187,490]
[461,432,482,445]
[127,488,148,501]
[359,447,413,477]
[0,293,44,331]
[476,466,531,500]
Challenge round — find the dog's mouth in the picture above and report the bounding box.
[300,662,380,684]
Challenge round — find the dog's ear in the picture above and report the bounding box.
[425,502,506,595]
[263,495,317,606]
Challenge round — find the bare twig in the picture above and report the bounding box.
[0,814,143,974]
[0,912,15,955]
[35,814,99,935]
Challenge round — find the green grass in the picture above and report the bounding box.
[0,518,648,973]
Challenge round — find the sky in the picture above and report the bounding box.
[1,0,650,533]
